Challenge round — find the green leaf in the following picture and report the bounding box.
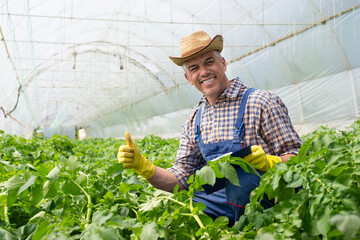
[125,175,143,185]
[310,192,325,216]
[47,166,60,183]
[287,176,304,188]
[0,228,17,240]
[173,184,179,194]
[62,180,82,195]
[18,175,36,195]
[66,156,80,174]
[277,186,295,202]
[218,162,240,186]
[234,215,248,231]
[43,180,58,198]
[214,216,229,227]
[326,165,346,177]
[103,191,114,199]
[29,211,46,222]
[187,174,195,184]
[330,214,360,240]
[196,166,216,186]
[194,201,206,211]
[322,134,332,148]
[118,182,133,194]
[298,137,312,162]
[255,233,275,240]
[4,175,25,190]
[139,198,163,212]
[30,183,43,205]
[0,164,8,174]
[317,205,331,237]
[43,180,52,197]
[328,143,346,152]
[7,188,19,207]
[199,213,213,226]
[271,174,280,190]
[31,220,50,240]
[140,222,159,240]
[11,150,22,159]
[97,227,122,240]
[26,163,37,171]
[312,137,322,152]
[254,214,266,230]
[229,157,260,176]
[283,170,293,183]
[106,163,123,178]
[76,172,87,185]
[17,223,38,238]
[116,218,137,229]
[212,164,224,178]
[36,163,50,177]
[92,210,113,225]
[354,155,360,164]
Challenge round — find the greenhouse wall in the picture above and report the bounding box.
[0,0,360,139]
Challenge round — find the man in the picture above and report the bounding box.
[117,31,302,224]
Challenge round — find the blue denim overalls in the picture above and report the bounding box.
[193,88,273,225]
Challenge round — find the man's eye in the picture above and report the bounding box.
[189,67,198,72]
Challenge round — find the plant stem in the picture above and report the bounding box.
[154,196,210,238]
[295,197,308,212]
[71,179,92,223]
[315,177,335,202]
[150,196,206,228]
[188,197,210,239]
[180,213,204,228]
[152,196,185,206]
[4,205,10,225]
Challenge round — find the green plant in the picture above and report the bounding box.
[0,120,359,239]
[231,121,360,239]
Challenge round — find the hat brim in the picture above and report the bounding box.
[169,35,223,66]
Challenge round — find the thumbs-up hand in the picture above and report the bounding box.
[117,132,155,179]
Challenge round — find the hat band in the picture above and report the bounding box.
[181,46,207,58]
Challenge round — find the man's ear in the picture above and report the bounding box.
[222,57,227,72]
[184,73,193,85]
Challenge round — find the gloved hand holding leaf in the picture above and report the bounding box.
[243,145,281,172]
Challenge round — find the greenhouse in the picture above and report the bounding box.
[1,0,359,138]
[0,0,360,239]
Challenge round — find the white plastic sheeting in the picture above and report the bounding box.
[0,0,359,138]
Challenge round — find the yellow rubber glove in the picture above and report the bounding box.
[117,132,155,179]
[243,145,282,172]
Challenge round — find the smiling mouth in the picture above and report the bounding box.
[201,77,215,84]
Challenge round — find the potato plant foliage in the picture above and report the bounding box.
[0,120,359,239]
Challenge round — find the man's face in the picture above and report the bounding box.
[184,51,229,104]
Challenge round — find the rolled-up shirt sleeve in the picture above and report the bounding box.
[259,93,302,157]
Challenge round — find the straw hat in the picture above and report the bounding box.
[169,31,223,66]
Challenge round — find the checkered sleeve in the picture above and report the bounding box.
[167,120,206,189]
[259,92,302,156]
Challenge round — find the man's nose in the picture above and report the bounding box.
[199,65,210,77]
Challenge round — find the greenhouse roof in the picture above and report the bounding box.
[1,0,360,138]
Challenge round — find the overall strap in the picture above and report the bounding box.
[234,88,256,143]
[194,105,203,143]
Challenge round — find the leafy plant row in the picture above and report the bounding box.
[0,120,359,239]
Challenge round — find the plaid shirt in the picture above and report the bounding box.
[168,77,302,189]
